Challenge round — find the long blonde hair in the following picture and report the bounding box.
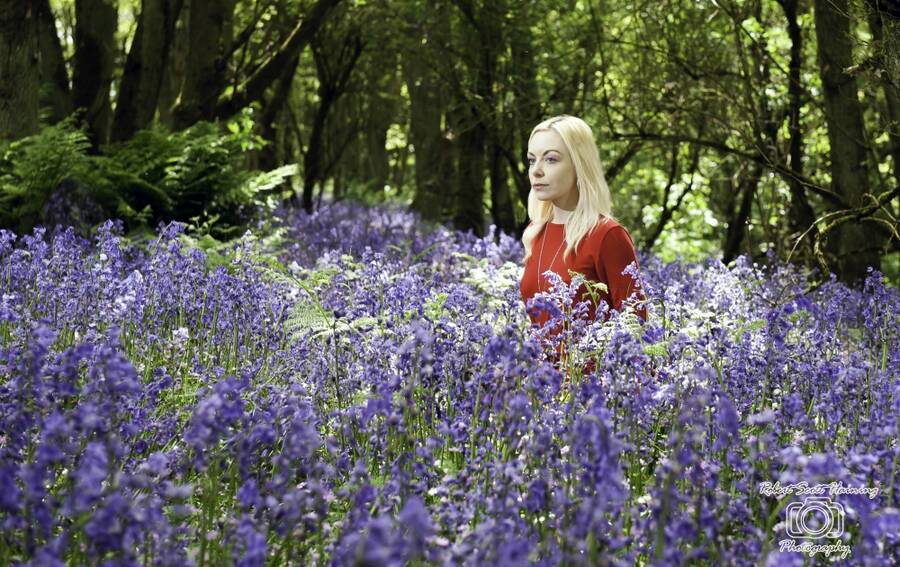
[522,115,614,262]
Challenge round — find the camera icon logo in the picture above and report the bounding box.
[785,497,845,539]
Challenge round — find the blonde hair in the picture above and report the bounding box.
[522,115,614,262]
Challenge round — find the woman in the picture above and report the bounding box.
[519,115,646,339]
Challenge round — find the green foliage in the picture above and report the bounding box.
[278,265,340,339]
[0,117,94,233]
[0,115,297,237]
[101,119,297,238]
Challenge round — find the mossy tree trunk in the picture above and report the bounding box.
[0,0,40,140]
[814,0,882,283]
[172,0,236,128]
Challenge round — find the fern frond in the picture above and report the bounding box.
[286,301,333,338]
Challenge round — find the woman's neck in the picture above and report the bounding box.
[552,204,573,224]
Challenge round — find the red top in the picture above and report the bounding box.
[519,217,646,328]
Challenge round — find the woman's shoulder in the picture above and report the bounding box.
[587,216,627,239]
[585,217,639,253]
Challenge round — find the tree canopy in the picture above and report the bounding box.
[0,0,898,284]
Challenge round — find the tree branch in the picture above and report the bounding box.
[609,130,848,208]
[605,140,643,183]
[790,182,900,270]
[213,0,341,121]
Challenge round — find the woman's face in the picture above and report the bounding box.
[528,129,579,210]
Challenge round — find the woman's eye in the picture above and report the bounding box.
[545,156,557,163]
[527,158,535,166]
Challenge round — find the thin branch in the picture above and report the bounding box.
[214,0,341,121]
[790,183,900,269]
[605,140,643,183]
[609,130,848,208]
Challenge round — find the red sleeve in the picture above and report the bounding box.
[595,226,647,321]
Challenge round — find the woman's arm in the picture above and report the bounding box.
[596,226,647,321]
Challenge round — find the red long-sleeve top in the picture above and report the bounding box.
[519,217,646,329]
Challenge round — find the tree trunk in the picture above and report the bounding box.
[723,163,762,263]
[157,2,189,128]
[450,0,503,237]
[36,0,71,124]
[300,28,362,213]
[73,0,117,146]
[111,0,183,142]
[302,95,327,213]
[489,139,515,235]
[172,0,235,128]
[814,0,880,283]
[478,0,511,235]
[508,0,542,220]
[258,53,299,171]
[454,106,486,235]
[404,1,452,222]
[0,1,40,140]
[395,138,412,192]
[332,162,344,200]
[779,0,817,256]
[868,1,900,190]
[364,115,390,194]
[358,53,397,195]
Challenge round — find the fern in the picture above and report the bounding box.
[226,164,298,208]
[251,260,341,340]
[286,302,333,338]
[0,115,298,236]
[257,258,390,343]
[0,117,94,232]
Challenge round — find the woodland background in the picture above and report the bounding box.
[1,0,899,285]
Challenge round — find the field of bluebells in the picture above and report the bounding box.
[1,200,898,566]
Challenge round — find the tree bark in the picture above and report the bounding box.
[868,1,900,190]
[454,107,487,236]
[258,53,299,171]
[36,0,71,124]
[172,0,236,128]
[477,0,513,235]
[0,0,41,140]
[157,2,189,128]
[779,0,817,254]
[489,137,515,235]
[405,1,452,222]
[73,0,117,146]
[723,163,762,263]
[111,0,183,141]
[508,0,542,219]
[814,0,880,283]
[449,0,503,236]
[362,67,398,196]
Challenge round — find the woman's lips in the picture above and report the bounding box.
[533,184,548,189]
